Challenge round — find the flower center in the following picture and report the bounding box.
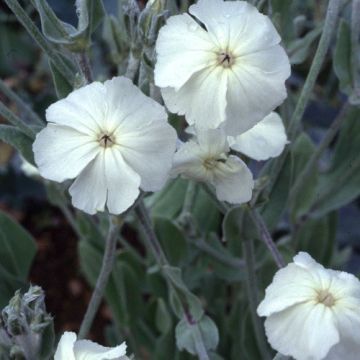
[203,156,227,170]
[218,52,235,68]
[316,290,336,307]
[99,133,115,148]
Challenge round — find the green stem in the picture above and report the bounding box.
[289,102,350,207]
[265,0,342,196]
[78,216,121,339]
[311,155,360,214]
[59,204,83,240]
[178,181,198,225]
[0,102,35,138]
[194,240,245,270]
[134,200,210,360]
[135,200,167,265]
[248,207,285,269]
[76,52,93,83]
[288,0,342,137]
[4,0,74,81]
[351,0,360,95]
[202,183,230,215]
[0,79,43,126]
[243,237,271,360]
[193,326,210,360]
[125,52,140,81]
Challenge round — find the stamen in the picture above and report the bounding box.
[218,52,235,68]
[99,133,115,148]
[316,290,336,307]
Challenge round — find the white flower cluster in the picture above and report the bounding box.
[157,0,290,203]
[258,252,360,360]
[54,332,129,360]
[33,0,290,213]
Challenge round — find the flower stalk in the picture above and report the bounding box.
[248,207,286,269]
[4,0,74,82]
[351,0,360,97]
[78,216,121,339]
[135,199,211,360]
[243,236,271,360]
[0,102,36,138]
[0,79,44,127]
[289,102,351,208]
[288,0,342,137]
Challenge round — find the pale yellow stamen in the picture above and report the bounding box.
[316,290,336,307]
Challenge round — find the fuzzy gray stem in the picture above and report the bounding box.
[78,216,120,339]
[0,102,35,138]
[243,237,271,360]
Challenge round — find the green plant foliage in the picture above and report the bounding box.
[0,211,37,307]
[334,19,352,95]
[312,108,360,216]
[0,125,35,164]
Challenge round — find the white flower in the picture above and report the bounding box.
[54,332,129,360]
[172,128,254,204]
[33,76,177,215]
[257,252,360,360]
[155,0,290,135]
[228,112,288,161]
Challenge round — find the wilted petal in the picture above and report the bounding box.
[212,155,253,204]
[33,125,99,183]
[74,340,127,360]
[54,332,76,360]
[229,112,288,161]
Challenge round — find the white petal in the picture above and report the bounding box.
[103,77,168,132]
[197,129,229,156]
[264,303,340,360]
[161,66,228,130]
[69,152,107,215]
[229,112,288,161]
[172,140,209,182]
[257,263,319,317]
[104,148,141,215]
[33,125,99,182]
[224,46,290,135]
[155,14,216,89]
[293,251,325,271]
[54,332,76,360]
[212,155,253,204]
[189,0,262,49]
[74,340,127,360]
[326,303,360,360]
[46,82,107,135]
[116,117,177,192]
